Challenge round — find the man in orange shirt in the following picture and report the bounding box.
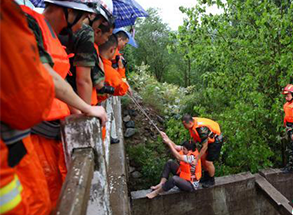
[0,1,54,213]
[112,28,137,97]
[99,35,129,100]
[112,28,137,80]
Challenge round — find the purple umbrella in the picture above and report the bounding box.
[112,0,148,28]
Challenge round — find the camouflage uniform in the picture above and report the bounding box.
[26,14,54,66]
[59,24,104,92]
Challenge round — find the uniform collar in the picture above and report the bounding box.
[101,56,112,66]
[94,44,100,55]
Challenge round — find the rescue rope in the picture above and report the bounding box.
[127,94,161,133]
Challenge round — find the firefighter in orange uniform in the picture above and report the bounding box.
[20,0,100,209]
[1,1,107,214]
[182,114,223,188]
[112,29,133,80]
[112,28,137,96]
[0,1,54,214]
[282,84,293,173]
[146,132,202,199]
[98,35,129,103]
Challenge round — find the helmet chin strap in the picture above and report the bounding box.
[59,8,84,36]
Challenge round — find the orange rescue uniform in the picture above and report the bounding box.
[21,5,70,208]
[0,1,55,214]
[189,117,221,144]
[283,101,293,126]
[21,6,70,121]
[102,57,129,97]
[0,3,54,131]
[178,150,202,181]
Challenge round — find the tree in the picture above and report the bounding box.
[126,8,185,83]
[176,0,293,174]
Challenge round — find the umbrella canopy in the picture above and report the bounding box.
[113,28,138,48]
[112,0,148,28]
[15,0,37,7]
[29,0,45,7]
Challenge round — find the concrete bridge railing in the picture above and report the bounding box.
[53,97,130,215]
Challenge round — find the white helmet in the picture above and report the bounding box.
[97,0,115,24]
[43,0,100,13]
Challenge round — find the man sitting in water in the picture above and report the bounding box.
[146,132,202,199]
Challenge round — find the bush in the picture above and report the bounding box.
[128,64,191,118]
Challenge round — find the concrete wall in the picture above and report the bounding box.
[259,169,293,203]
[60,98,130,215]
[131,171,293,215]
[61,114,111,215]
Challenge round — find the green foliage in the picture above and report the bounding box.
[165,118,190,144]
[125,8,187,85]
[173,0,293,173]
[127,1,292,188]
[128,65,191,117]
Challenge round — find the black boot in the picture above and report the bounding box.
[110,137,120,144]
[203,176,215,188]
[200,171,209,183]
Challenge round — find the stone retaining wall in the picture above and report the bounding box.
[131,171,293,215]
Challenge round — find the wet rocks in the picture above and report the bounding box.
[123,109,137,137]
[128,109,137,117]
[131,171,142,179]
[124,128,136,138]
[123,115,131,123]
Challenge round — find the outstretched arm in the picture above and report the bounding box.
[160,131,185,161]
[192,126,210,165]
[194,140,208,165]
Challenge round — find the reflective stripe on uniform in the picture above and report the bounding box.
[0,175,23,214]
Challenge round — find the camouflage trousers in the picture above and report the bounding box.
[286,132,293,170]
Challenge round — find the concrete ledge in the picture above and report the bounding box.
[109,97,131,215]
[131,172,260,215]
[259,168,293,202]
[255,174,292,215]
[61,115,102,167]
[54,149,95,215]
[131,170,293,215]
[131,172,254,200]
[61,114,111,215]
